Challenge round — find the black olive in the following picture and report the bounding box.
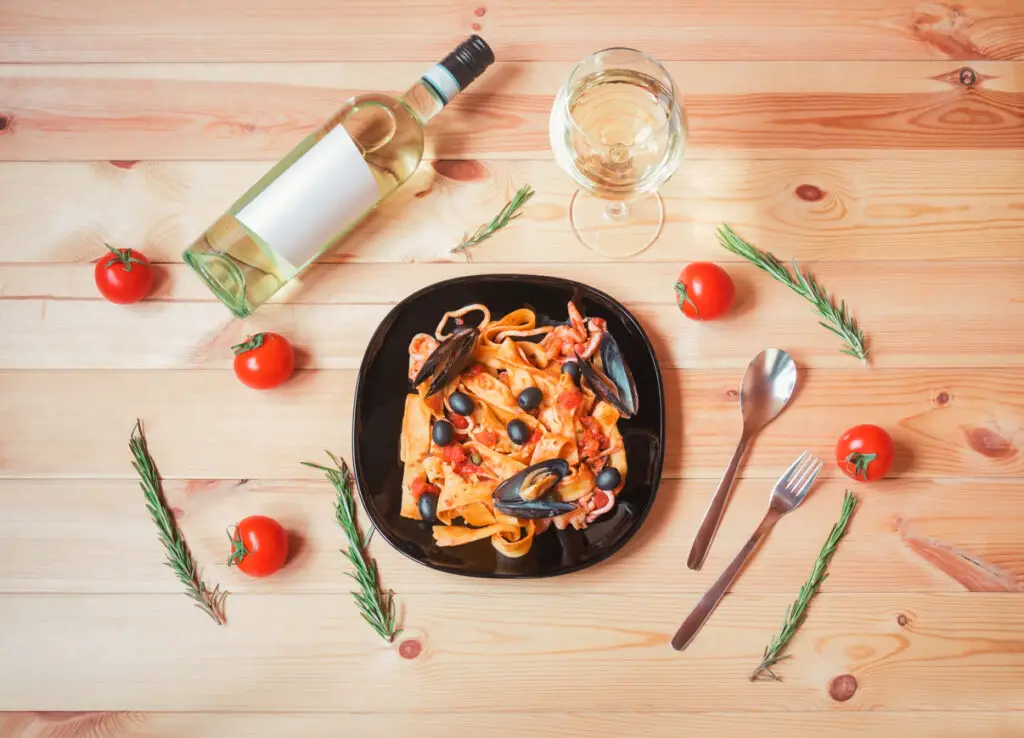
[432,419,455,446]
[517,386,543,411]
[595,466,621,491]
[507,419,530,445]
[418,491,440,524]
[561,360,582,385]
[449,391,474,416]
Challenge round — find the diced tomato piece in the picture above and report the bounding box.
[449,413,469,430]
[475,429,498,447]
[557,390,583,412]
[438,444,468,465]
[410,477,440,500]
[529,428,543,444]
[468,362,486,375]
[592,490,610,509]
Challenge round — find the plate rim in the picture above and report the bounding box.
[351,272,666,579]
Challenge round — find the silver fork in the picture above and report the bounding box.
[670,452,823,651]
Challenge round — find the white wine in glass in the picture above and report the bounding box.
[550,48,686,258]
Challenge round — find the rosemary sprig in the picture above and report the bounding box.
[751,491,858,681]
[303,452,401,643]
[129,420,228,625]
[717,224,869,363]
[451,185,535,257]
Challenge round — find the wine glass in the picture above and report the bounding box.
[549,48,686,258]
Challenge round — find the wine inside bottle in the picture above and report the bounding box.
[184,35,495,317]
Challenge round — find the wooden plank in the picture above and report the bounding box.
[2,262,1022,370]
[2,158,1024,265]
[2,0,1022,63]
[1,369,1021,481]
[1,476,1020,595]
[1,592,1022,712]
[4,711,1024,738]
[2,62,1023,161]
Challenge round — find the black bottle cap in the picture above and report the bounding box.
[440,35,495,91]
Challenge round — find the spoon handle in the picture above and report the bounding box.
[687,432,750,570]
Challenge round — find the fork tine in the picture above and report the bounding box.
[793,459,823,499]
[778,451,808,486]
[788,455,821,493]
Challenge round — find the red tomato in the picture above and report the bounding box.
[592,490,610,510]
[94,244,154,304]
[475,429,498,447]
[675,262,735,321]
[439,444,468,465]
[529,428,543,444]
[228,515,288,578]
[468,363,486,375]
[410,477,439,500]
[232,332,295,390]
[449,413,469,430]
[836,424,895,482]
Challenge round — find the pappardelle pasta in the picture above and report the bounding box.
[400,302,637,558]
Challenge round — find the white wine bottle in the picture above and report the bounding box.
[184,36,495,317]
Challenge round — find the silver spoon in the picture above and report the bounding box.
[686,348,797,571]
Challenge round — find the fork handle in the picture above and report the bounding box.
[687,432,750,570]
[671,508,781,652]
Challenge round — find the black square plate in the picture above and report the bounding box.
[352,274,665,578]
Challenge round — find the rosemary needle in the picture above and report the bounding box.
[717,224,870,363]
[303,452,401,643]
[751,491,858,681]
[129,420,228,625]
[451,185,535,258]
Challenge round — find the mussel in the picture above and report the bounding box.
[575,333,639,419]
[493,459,577,519]
[412,327,479,397]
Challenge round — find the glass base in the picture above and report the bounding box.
[569,190,664,258]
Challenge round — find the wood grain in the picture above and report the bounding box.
[3,262,1022,370]
[4,711,1024,738]
[1,592,1022,712]
[1,368,1021,481]
[2,158,1023,265]
[1,476,1019,595]
[2,0,1022,63]
[3,62,1023,161]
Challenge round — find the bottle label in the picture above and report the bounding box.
[421,64,462,105]
[235,125,379,270]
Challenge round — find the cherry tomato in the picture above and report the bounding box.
[232,332,295,390]
[227,515,288,578]
[94,244,154,304]
[410,476,439,500]
[675,262,735,321]
[836,424,895,482]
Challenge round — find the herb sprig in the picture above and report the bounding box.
[751,491,858,681]
[717,225,869,362]
[129,420,228,625]
[451,185,535,257]
[303,452,401,642]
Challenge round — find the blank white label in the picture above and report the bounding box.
[236,125,379,269]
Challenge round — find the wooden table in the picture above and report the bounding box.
[2,2,1023,736]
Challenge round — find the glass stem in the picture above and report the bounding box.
[605,201,630,221]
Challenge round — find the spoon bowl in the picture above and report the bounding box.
[740,349,798,431]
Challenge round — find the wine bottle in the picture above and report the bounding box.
[183,35,495,317]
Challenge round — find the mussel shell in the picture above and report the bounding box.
[575,333,638,419]
[493,458,576,519]
[412,327,479,397]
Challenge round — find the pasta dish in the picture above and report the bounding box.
[399,301,638,558]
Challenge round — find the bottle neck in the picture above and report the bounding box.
[401,64,462,125]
